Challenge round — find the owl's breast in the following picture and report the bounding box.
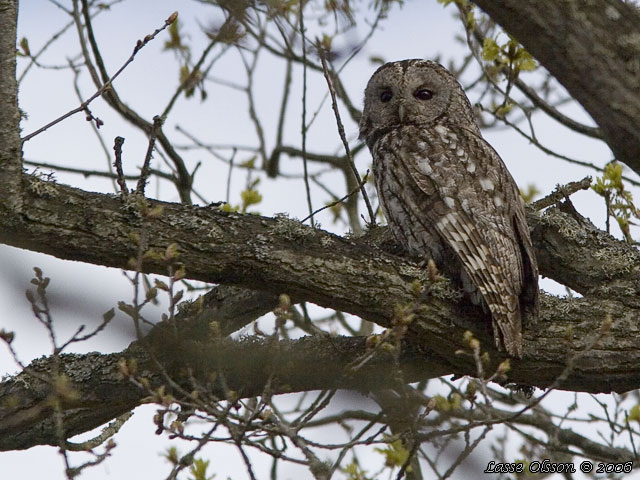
[371,130,447,261]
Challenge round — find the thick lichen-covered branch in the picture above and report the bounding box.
[2,178,640,451]
[0,285,444,451]
[1,278,639,452]
[3,176,640,318]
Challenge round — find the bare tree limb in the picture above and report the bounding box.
[2,270,640,452]
[0,0,22,211]
[1,176,640,404]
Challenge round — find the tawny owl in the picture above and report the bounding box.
[359,59,539,358]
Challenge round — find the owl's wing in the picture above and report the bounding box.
[462,127,540,327]
[512,196,540,325]
[433,206,523,356]
[398,130,533,357]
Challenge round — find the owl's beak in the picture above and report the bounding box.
[398,103,406,123]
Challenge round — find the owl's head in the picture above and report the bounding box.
[359,59,478,147]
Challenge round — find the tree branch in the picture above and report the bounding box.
[3,176,639,320]
[0,0,22,211]
[3,175,640,451]
[2,280,639,451]
[471,0,640,173]
[0,287,445,451]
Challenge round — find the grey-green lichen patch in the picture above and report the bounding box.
[605,4,621,20]
[207,224,226,243]
[591,245,638,277]
[252,233,271,247]
[26,176,58,198]
[541,205,640,282]
[271,213,315,244]
[538,292,573,323]
[540,291,581,319]
[540,207,587,242]
[427,277,463,302]
[395,262,423,279]
[118,194,145,221]
[590,283,639,297]
[319,235,334,248]
[176,297,199,316]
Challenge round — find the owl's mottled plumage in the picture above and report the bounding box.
[359,59,539,357]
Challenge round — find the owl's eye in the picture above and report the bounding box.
[379,90,393,102]
[414,88,433,101]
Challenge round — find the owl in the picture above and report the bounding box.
[359,59,539,358]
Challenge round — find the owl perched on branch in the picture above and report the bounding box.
[359,59,539,357]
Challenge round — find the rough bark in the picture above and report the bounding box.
[472,0,640,173]
[1,177,421,325]
[0,326,443,451]
[0,0,22,210]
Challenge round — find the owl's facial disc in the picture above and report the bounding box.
[359,60,463,143]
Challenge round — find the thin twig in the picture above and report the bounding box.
[465,13,603,140]
[531,176,592,211]
[63,412,133,451]
[318,49,375,226]
[480,102,640,188]
[24,159,173,182]
[238,34,268,169]
[113,136,128,195]
[136,116,164,195]
[226,148,237,204]
[456,12,619,184]
[300,1,315,227]
[78,1,192,203]
[22,11,178,143]
[68,56,121,192]
[440,426,491,480]
[266,48,294,177]
[161,29,224,119]
[18,21,75,84]
[273,143,365,168]
[301,170,369,224]
[514,77,603,139]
